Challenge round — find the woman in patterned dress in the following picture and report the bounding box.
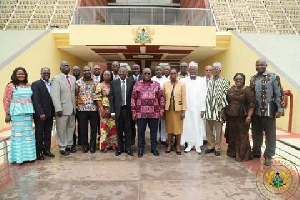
[95,70,117,152]
[225,73,255,162]
[3,67,36,164]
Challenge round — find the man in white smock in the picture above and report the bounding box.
[181,61,207,154]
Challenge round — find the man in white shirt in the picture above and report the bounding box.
[93,65,101,82]
[152,65,168,145]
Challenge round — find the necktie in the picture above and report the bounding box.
[66,75,71,88]
[121,80,126,106]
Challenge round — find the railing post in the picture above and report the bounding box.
[3,140,8,164]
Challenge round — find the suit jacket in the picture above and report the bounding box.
[128,74,142,84]
[32,79,55,118]
[109,78,134,118]
[163,81,186,111]
[50,73,76,115]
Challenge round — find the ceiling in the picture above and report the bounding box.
[60,44,225,69]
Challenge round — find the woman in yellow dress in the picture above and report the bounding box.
[163,68,186,155]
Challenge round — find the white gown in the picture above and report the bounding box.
[181,76,207,147]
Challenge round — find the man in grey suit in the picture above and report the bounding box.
[51,61,77,156]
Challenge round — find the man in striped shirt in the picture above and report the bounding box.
[204,62,230,156]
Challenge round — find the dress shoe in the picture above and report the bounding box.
[127,151,133,156]
[151,150,159,156]
[60,150,70,156]
[165,150,171,153]
[138,150,143,157]
[43,151,55,157]
[214,150,221,156]
[205,148,215,154]
[184,144,192,153]
[115,151,122,156]
[66,147,76,153]
[196,146,201,154]
[102,148,108,153]
[37,153,44,160]
[82,146,89,153]
[265,157,272,166]
[90,148,96,154]
[252,151,261,158]
[176,151,181,155]
[161,141,167,146]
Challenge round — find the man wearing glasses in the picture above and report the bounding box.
[131,68,165,157]
[250,58,284,166]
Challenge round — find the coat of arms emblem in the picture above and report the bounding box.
[133,27,154,44]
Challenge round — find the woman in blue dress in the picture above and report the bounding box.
[3,67,36,164]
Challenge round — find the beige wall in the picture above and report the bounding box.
[199,33,300,134]
[0,31,86,130]
[69,25,216,47]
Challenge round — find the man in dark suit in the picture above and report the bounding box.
[110,66,134,156]
[128,64,142,145]
[32,67,55,160]
[72,66,81,147]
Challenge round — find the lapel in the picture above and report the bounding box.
[126,78,131,95]
[60,73,71,90]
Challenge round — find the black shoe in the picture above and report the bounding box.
[165,150,171,153]
[176,151,181,155]
[205,148,215,154]
[90,148,95,154]
[66,147,76,153]
[115,151,122,156]
[252,151,261,158]
[203,140,208,145]
[138,150,143,157]
[127,151,133,156]
[60,150,70,156]
[151,150,159,156]
[43,151,55,157]
[214,150,220,156]
[37,152,44,160]
[161,141,167,146]
[82,146,89,153]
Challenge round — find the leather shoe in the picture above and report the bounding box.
[115,151,122,156]
[151,150,159,156]
[37,152,44,160]
[265,157,272,166]
[214,150,221,156]
[138,150,143,157]
[90,148,95,154]
[43,151,55,157]
[127,151,133,156]
[82,146,89,153]
[60,150,69,156]
[252,151,261,158]
[205,148,215,154]
[66,147,76,153]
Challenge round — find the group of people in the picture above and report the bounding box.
[3,58,284,166]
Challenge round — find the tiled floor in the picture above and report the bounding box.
[0,128,299,200]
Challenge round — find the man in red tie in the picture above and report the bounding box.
[51,61,77,156]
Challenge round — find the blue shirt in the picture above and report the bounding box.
[43,79,51,94]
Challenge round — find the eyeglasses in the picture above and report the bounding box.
[205,70,212,71]
[143,73,151,75]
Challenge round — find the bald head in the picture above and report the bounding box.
[205,65,212,79]
[155,65,163,78]
[112,61,120,74]
[256,58,267,74]
[60,61,70,75]
[142,68,152,83]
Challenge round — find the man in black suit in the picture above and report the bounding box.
[110,66,134,156]
[32,67,55,160]
[128,64,142,145]
[72,66,81,147]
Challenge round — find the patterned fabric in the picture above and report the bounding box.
[226,86,255,117]
[75,77,98,111]
[3,83,14,114]
[94,83,117,149]
[9,86,34,116]
[131,80,165,119]
[5,86,36,164]
[10,114,36,163]
[205,77,230,122]
[250,71,284,116]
